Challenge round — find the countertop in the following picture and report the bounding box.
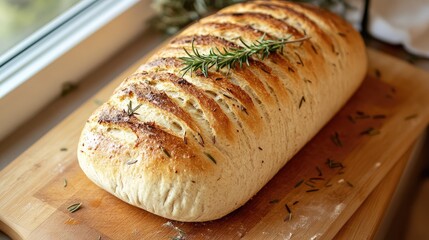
[0,30,428,239]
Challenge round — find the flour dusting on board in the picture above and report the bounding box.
[310,233,322,240]
[54,163,65,173]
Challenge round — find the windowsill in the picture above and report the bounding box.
[0,29,166,171]
[0,0,153,141]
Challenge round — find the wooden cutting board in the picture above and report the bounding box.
[1,49,428,240]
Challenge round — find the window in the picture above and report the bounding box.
[0,0,153,140]
[0,0,83,58]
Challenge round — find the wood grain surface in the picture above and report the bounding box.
[0,49,428,240]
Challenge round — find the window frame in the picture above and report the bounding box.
[0,0,154,140]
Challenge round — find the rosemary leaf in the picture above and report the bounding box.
[67,202,82,213]
[306,189,319,193]
[294,179,304,188]
[284,203,292,221]
[127,159,138,165]
[63,179,67,188]
[309,177,325,181]
[161,146,171,158]
[360,127,380,136]
[285,203,292,213]
[326,158,344,169]
[204,152,217,164]
[299,96,306,109]
[347,115,356,123]
[331,132,343,147]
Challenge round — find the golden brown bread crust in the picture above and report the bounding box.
[78,1,367,221]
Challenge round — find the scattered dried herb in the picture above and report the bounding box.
[161,146,171,158]
[326,158,344,169]
[331,132,343,147]
[305,182,316,188]
[306,189,319,193]
[346,180,354,188]
[294,179,304,188]
[311,44,318,54]
[404,114,418,120]
[61,82,78,97]
[295,52,304,66]
[204,152,217,164]
[337,32,346,37]
[269,199,280,204]
[258,147,263,150]
[197,132,205,147]
[63,179,67,188]
[360,127,380,136]
[354,114,370,119]
[293,201,299,205]
[60,147,68,151]
[299,96,306,109]
[374,68,381,78]
[126,159,138,165]
[347,115,356,124]
[284,203,292,221]
[240,105,248,115]
[304,78,312,84]
[67,203,82,213]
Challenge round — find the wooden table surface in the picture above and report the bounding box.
[1,47,428,239]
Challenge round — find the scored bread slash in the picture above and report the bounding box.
[77,0,367,222]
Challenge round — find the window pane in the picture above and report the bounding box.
[0,0,82,56]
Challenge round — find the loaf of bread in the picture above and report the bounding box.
[78,1,366,222]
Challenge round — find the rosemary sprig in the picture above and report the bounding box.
[126,101,142,116]
[180,35,310,77]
